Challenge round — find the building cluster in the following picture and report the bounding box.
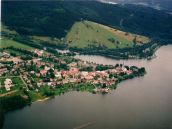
[0,49,134,93]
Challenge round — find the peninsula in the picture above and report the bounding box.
[0,47,146,112]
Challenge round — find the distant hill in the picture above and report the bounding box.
[66,20,149,49]
[101,0,172,11]
[1,1,172,42]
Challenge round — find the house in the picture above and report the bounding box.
[34,49,44,57]
[68,62,77,68]
[69,78,77,83]
[69,68,79,75]
[109,69,117,74]
[4,57,22,64]
[36,73,41,77]
[85,75,94,80]
[81,71,88,77]
[40,70,47,75]
[30,71,35,74]
[62,79,69,84]
[89,72,96,77]
[47,82,52,86]
[126,70,133,75]
[61,70,69,79]
[32,58,42,64]
[122,67,127,72]
[11,57,22,64]
[54,71,62,78]
[2,52,10,58]
[99,71,109,77]
[37,82,42,87]
[93,80,99,84]
[44,66,50,71]
[0,68,8,75]
[4,78,13,91]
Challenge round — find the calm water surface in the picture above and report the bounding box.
[3,45,172,129]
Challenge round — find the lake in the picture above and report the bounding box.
[3,45,172,129]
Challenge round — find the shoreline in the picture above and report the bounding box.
[33,97,52,103]
[74,45,160,61]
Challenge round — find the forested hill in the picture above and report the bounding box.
[2,1,172,42]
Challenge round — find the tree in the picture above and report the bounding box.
[124,66,129,70]
[120,64,123,67]
[133,36,137,46]
[48,68,55,78]
[109,73,113,79]
[115,64,119,68]
[139,67,146,73]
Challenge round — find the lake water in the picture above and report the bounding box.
[3,45,172,129]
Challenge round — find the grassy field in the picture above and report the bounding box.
[65,20,150,49]
[1,25,18,35]
[1,25,31,49]
[30,36,60,43]
[0,37,34,50]
[30,36,67,47]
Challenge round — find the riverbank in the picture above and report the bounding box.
[70,42,160,60]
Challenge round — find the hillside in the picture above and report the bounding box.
[2,1,172,42]
[1,20,158,59]
[66,21,149,49]
[0,1,168,59]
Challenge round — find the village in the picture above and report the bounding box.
[0,48,146,98]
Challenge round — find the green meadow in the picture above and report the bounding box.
[65,20,149,49]
[1,38,34,50]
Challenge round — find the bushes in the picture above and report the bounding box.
[69,41,159,59]
[21,55,32,60]
[96,64,112,71]
[43,91,55,97]
[80,66,93,72]
[6,46,37,57]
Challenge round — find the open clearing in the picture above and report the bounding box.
[0,37,34,50]
[65,20,150,49]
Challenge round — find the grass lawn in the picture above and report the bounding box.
[27,91,45,102]
[28,86,54,101]
[0,37,34,50]
[65,20,150,49]
[0,77,24,94]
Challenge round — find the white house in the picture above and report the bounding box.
[4,78,13,91]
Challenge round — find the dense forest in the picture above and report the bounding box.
[2,1,172,43]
